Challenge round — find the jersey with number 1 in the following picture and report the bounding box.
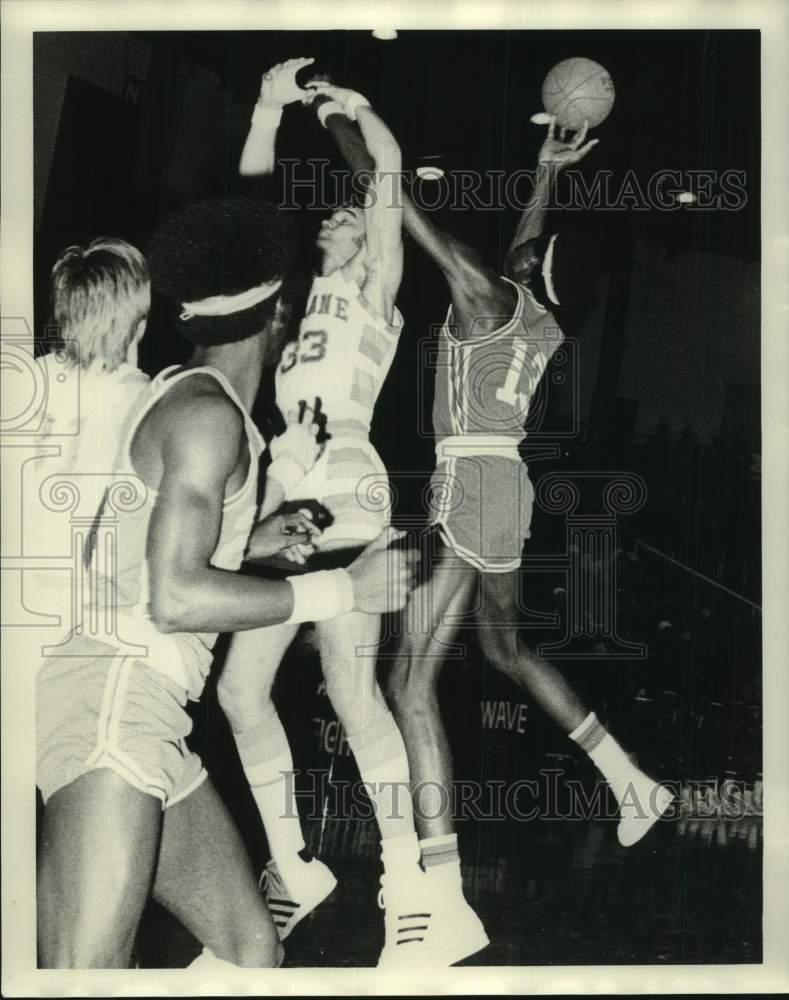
[429,277,563,573]
[432,277,563,443]
[276,269,403,433]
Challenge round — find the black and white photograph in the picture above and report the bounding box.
[2,0,788,994]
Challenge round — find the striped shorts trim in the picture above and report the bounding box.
[36,637,205,807]
[289,436,392,547]
[428,455,534,574]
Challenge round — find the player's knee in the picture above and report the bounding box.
[383,672,408,718]
[326,674,385,727]
[216,670,242,718]
[385,659,437,717]
[219,926,283,968]
[216,669,271,727]
[231,938,283,968]
[385,665,414,709]
[479,624,518,673]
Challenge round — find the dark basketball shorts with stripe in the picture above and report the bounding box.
[428,455,534,573]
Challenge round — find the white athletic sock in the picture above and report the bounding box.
[380,830,422,874]
[420,833,462,886]
[344,708,420,871]
[568,711,641,803]
[233,713,306,881]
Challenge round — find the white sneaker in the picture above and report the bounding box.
[423,868,489,965]
[260,856,337,940]
[376,868,489,967]
[617,778,675,847]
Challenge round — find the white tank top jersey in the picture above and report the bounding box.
[31,354,150,483]
[26,354,151,610]
[275,268,404,435]
[432,277,564,459]
[108,365,264,699]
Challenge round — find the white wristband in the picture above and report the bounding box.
[285,569,355,623]
[344,91,371,121]
[317,100,347,129]
[267,456,305,497]
[252,102,283,129]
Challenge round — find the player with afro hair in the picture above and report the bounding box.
[36,188,417,971]
[147,195,298,349]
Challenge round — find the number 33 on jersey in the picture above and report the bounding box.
[275,269,404,432]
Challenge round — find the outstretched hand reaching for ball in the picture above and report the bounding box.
[530,113,599,169]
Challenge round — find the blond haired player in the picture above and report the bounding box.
[33,237,151,495]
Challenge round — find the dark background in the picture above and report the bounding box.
[34,29,760,446]
[33,30,762,966]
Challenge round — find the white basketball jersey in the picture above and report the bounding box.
[275,269,403,434]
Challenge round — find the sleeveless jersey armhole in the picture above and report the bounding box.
[122,366,263,504]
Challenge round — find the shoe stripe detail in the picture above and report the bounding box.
[269,908,300,918]
[397,937,425,944]
[399,925,428,932]
[268,898,300,908]
[398,913,431,919]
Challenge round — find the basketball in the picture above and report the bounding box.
[541,57,615,130]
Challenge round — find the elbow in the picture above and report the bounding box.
[149,603,184,635]
[148,581,192,634]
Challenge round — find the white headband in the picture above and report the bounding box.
[541,233,560,306]
[179,278,283,321]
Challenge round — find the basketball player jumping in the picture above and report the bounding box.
[35,199,415,969]
[218,62,428,966]
[316,99,675,962]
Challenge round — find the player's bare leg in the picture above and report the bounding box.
[152,777,283,968]
[477,571,588,730]
[385,542,488,964]
[37,769,160,968]
[386,544,478,840]
[218,625,337,940]
[479,571,674,845]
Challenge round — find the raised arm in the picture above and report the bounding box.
[508,114,599,253]
[312,93,502,315]
[355,102,403,324]
[239,58,315,178]
[309,84,404,323]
